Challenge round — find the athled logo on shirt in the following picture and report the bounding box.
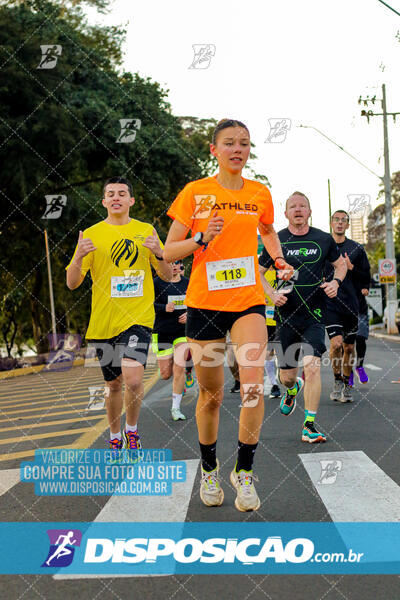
[111,239,139,267]
[192,195,258,219]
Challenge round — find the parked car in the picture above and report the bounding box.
[383,300,400,330]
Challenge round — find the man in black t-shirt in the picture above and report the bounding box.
[325,210,371,403]
[259,191,346,443]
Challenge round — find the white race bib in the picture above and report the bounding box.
[167,295,187,309]
[206,256,256,291]
[266,306,275,320]
[111,271,144,298]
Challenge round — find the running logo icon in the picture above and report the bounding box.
[347,194,370,217]
[87,386,106,411]
[42,195,67,219]
[317,460,342,485]
[37,45,62,69]
[240,384,263,408]
[188,44,216,69]
[265,119,291,143]
[111,239,139,267]
[42,529,82,567]
[116,119,141,143]
[192,195,216,219]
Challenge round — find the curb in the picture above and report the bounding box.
[370,332,400,343]
[0,357,96,381]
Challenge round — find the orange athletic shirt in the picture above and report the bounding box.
[167,175,274,311]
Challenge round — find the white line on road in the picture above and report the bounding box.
[364,364,383,371]
[299,450,400,521]
[0,469,20,497]
[54,458,199,580]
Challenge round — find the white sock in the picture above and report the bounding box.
[172,393,182,410]
[265,360,278,386]
[125,423,137,433]
[110,431,121,440]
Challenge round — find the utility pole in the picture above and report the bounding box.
[44,229,57,348]
[328,179,332,233]
[359,84,400,334]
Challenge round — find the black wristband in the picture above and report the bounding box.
[333,277,342,286]
[155,254,163,261]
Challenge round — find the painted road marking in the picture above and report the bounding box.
[0,469,20,497]
[299,450,400,521]
[54,458,199,580]
[364,364,383,371]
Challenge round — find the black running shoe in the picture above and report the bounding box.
[269,384,281,398]
[230,380,240,393]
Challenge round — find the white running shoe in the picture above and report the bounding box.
[330,379,344,401]
[171,407,186,421]
[200,459,224,507]
[230,467,260,512]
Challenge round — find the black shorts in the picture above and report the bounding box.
[88,324,152,382]
[266,324,279,352]
[277,320,326,369]
[152,328,187,357]
[326,308,358,344]
[186,305,266,340]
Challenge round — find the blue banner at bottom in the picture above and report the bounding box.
[1,522,399,574]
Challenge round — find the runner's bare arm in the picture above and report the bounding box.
[144,230,173,281]
[164,213,224,262]
[258,222,293,280]
[66,231,96,290]
[320,255,347,298]
[258,265,287,307]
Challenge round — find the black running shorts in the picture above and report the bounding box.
[88,324,152,382]
[277,320,326,369]
[186,305,266,340]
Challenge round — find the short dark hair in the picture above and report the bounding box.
[103,177,133,198]
[211,119,250,144]
[331,209,349,221]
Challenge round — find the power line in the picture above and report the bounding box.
[377,0,400,17]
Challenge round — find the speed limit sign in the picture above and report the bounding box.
[378,258,397,284]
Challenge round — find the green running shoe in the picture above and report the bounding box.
[280,377,304,416]
[302,420,327,443]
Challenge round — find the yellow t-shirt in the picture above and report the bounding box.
[66,219,162,339]
[264,269,277,326]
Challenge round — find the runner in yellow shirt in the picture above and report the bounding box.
[66,177,172,452]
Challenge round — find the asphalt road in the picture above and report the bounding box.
[0,335,400,599]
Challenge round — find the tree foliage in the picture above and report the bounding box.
[0,0,270,355]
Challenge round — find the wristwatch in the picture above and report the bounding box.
[193,232,208,247]
[333,277,342,286]
[274,256,286,270]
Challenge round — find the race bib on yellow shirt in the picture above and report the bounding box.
[167,295,187,309]
[206,256,256,291]
[111,270,144,298]
[266,306,275,321]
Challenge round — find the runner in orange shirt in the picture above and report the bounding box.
[164,119,293,512]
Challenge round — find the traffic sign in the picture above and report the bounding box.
[366,287,383,316]
[378,259,397,284]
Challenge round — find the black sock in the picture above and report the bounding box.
[199,441,217,471]
[343,375,349,385]
[334,373,343,381]
[236,441,258,472]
